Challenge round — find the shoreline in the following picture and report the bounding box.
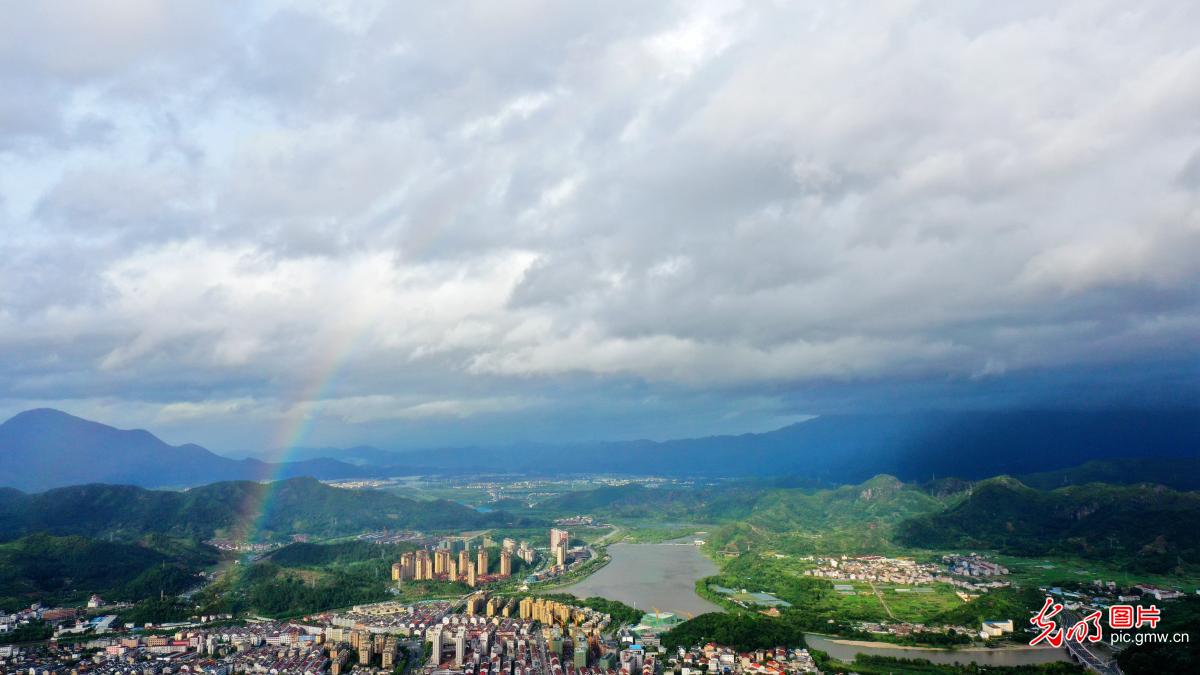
[804,633,1071,666]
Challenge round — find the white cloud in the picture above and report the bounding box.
[0,1,1197,448]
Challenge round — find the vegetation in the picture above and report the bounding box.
[0,533,213,609]
[537,475,950,555]
[1018,458,1200,491]
[267,540,415,567]
[810,652,1085,675]
[662,612,809,652]
[536,593,644,625]
[116,597,195,625]
[0,620,53,644]
[1116,596,1200,675]
[0,477,540,544]
[896,478,1200,573]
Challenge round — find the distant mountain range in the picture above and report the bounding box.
[1,407,1197,491]
[0,476,528,543]
[0,409,374,491]
[379,409,1199,483]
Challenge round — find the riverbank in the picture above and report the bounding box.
[559,542,722,616]
[804,633,1070,667]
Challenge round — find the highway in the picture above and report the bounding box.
[1058,608,1122,675]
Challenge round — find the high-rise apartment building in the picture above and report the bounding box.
[550,528,570,550]
[392,551,416,581]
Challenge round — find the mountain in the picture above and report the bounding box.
[895,477,1200,572]
[392,409,1200,482]
[0,533,215,609]
[0,476,535,543]
[4,407,1197,490]
[0,409,371,491]
[538,475,948,554]
[239,445,404,466]
[1018,457,1200,491]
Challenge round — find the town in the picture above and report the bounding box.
[0,593,822,675]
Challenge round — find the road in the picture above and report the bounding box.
[1058,608,1122,675]
[868,581,896,620]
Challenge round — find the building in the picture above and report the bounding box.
[381,636,398,668]
[477,547,489,575]
[429,626,444,665]
[981,619,1014,638]
[465,593,485,616]
[550,528,570,550]
[454,629,466,666]
[500,550,513,576]
[467,561,477,587]
[358,638,372,665]
[416,550,433,580]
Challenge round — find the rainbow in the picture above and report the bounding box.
[234,325,371,544]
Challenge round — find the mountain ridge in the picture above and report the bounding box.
[2,407,1198,491]
[0,409,371,491]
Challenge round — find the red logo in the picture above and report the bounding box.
[1031,597,1164,646]
[1030,597,1065,647]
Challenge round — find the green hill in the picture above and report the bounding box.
[0,534,216,610]
[0,477,538,543]
[539,475,949,554]
[896,478,1200,572]
[1019,458,1200,491]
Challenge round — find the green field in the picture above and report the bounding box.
[993,553,1200,590]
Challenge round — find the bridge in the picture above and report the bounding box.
[1058,609,1122,675]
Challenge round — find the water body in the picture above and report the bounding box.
[561,542,723,617]
[804,634,1070,667]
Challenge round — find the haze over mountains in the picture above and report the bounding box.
[0,409,370,492]
[1,407,1197,492]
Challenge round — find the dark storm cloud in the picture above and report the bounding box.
[0,1,1197,450]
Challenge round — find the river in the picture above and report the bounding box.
[559,542,723,617]
[804,634,1070,667]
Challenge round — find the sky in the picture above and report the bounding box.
[0,1,1198,454]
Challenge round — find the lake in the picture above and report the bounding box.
[560,542,723,617]
[804,634,1070,667]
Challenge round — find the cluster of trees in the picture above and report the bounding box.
[897,478,1200,573]
[661,613,809,652]
[1116,597,1200,675]
[814,653,1086,675]
[536,593,644,625]
[0,620,52,644]
[0,534,211,609]
[116,597,195,626]
[0,477,538,544]
[268,540,415,567]
[245,572,391,618]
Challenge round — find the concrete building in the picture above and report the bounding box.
[550,528,570,550]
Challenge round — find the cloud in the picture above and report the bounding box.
[0,1,1197,450]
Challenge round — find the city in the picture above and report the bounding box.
[0,2,1197,675]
